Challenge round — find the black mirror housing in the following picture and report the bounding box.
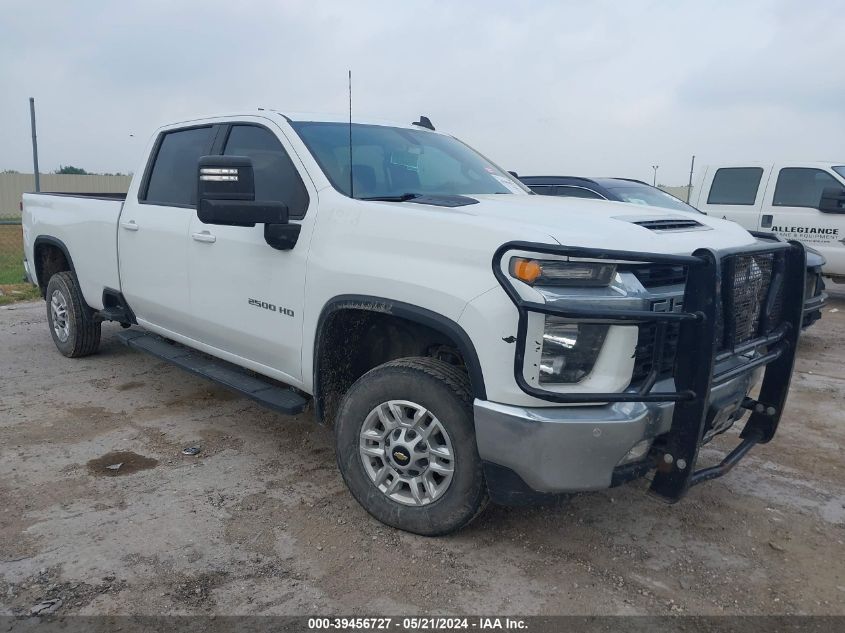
[198,199,288,227]
[198,155,255,201]
[819,186,845,214]
[196,155,289,228]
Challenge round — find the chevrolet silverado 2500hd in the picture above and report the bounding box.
[22,111,806,535]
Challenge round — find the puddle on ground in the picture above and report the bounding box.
[115,381,146,391]
[86,451,159,477]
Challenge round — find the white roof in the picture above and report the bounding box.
[164,109,433,132]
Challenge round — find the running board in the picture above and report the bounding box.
[116,329,309,415]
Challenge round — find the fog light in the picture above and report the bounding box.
[617,439,652,465]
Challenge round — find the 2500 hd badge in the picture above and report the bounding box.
[248,298,294,317]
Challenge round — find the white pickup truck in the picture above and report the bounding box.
[693,162,845,280]
[23,111,806,535]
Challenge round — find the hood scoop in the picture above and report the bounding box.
[630,217,706,232]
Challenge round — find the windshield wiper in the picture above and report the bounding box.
[357,193,422,202]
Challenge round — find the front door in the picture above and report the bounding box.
[118,125,218,335]
[760,166,845,271]
[187,121,314,384]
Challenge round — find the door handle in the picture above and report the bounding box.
[761,214,773,228]
[191,231,217,243]
[120,220,139,231]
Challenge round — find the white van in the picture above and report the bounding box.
[693,162,845,280]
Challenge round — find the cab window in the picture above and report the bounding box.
[144,126,215,207]
[223,125,310,219]
[707,167,763,205]
[773,168,842,209]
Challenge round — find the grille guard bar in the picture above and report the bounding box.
[492,239,806,502]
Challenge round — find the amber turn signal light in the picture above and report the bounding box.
[510,258,542,284]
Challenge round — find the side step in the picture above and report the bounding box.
[116,329,309,415]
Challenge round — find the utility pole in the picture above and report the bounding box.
[29,97,40,192]
[651,165,659,187]
[686,155,695,203]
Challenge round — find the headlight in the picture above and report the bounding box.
[539,317,609,384]
[510,257,616,287]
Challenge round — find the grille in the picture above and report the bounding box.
[629,264,687,288]
[632,298,683,383]
[633,218,703,231]
[721,253,782,349]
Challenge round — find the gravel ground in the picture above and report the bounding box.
[1,293,843,617]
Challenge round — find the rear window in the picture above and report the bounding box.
[144,127,215,206]
[706,167,763,205]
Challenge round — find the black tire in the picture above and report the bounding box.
[334,357,488,536]
[45,271,101,358]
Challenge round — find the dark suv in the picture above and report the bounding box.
[519,175,827,328]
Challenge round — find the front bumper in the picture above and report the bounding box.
[488,239,806,505]
[475,368,760,502]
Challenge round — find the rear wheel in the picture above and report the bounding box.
[45,271,101,358]
[334,357,488,536]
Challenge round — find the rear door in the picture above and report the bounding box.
[118,125,219,335]
[186,120,315,383]
[760,165,845,272]
[697,165,769,230]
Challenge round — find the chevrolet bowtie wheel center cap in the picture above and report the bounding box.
[359,400,456,506]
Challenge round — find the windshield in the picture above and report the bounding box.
[606,183,701,214]
[833,166,845,179]
[290,122,528,199]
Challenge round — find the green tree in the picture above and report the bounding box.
[56,165,88,175]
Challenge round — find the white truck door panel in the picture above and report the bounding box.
[119,204,192,330]
[698,165,769,231]
[187,123,313,382]
[118,126,218,333]
[760,165,845,273]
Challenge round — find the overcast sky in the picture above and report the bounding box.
[1,0,842,184]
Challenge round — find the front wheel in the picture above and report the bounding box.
[334,357,488,536]
[45,271,101,358]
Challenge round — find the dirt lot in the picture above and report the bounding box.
[1,294,843,617]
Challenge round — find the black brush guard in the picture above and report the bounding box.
[492,239,806,502]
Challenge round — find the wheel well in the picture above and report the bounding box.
[34,241,72,297]
[314,307,477,425]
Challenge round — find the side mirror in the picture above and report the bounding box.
[819,186,845,214]
[197,155,287,227]
[196,155,300,250]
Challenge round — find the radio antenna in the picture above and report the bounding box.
[348,70,354,199]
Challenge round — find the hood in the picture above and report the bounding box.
[431,193,758,255]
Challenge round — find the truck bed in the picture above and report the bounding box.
[22,192,125,310]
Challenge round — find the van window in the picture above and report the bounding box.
[144,127,215,206]
[773,168,842,208]
[223,125,310,219]
[706,167,763,205]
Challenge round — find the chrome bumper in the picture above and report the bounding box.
[474,370,761,498]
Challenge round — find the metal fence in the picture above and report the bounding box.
[0,173,131,218]
[0,216,24,285]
